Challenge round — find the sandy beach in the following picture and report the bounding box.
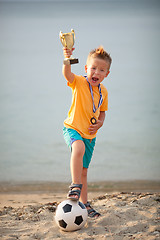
[0,181,160,240]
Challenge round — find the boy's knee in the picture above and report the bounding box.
[72,140,85,156]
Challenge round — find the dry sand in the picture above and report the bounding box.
[0,181,160,240]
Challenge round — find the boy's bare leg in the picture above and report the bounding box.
[80,168,100,218]
[80,167,88,204]
[69,140,85,199]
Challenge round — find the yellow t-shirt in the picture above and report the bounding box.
[64,74,108,139]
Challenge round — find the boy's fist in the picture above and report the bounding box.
[63,47,75,59]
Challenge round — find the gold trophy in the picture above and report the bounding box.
[59,29,79,65]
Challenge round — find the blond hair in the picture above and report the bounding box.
[87,46,112,66]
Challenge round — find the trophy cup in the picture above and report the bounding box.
[59,29,79,65]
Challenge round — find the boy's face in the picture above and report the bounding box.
[85,57,110,87]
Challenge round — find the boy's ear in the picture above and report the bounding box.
[85,65,87,73]
[105,70,110,77]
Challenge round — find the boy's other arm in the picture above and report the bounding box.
[98,111,106,124]
[62,48,74,83]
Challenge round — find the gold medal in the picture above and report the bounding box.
[90,117,97,125]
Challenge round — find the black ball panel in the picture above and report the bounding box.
[63,204,72,213]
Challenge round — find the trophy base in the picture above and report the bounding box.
[63,58,79,65]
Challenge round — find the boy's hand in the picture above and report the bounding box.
[63,47,75,59]
[88,119,103,135]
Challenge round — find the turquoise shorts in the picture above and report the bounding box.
[63,127,96,168]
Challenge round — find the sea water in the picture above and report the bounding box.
[0,0,160,182]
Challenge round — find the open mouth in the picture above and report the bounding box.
[92,77,99,83]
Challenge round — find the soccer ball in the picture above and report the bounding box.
[55,199,88,231]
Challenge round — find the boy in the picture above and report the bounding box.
[62,46,112,218]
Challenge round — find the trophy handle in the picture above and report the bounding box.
[71,29,75,43]
[59,31,67,48]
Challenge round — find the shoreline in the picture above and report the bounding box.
[0,180,160,194]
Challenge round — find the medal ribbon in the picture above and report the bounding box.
[85,76,103,113]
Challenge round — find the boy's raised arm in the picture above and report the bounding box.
[62,48,74,83]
